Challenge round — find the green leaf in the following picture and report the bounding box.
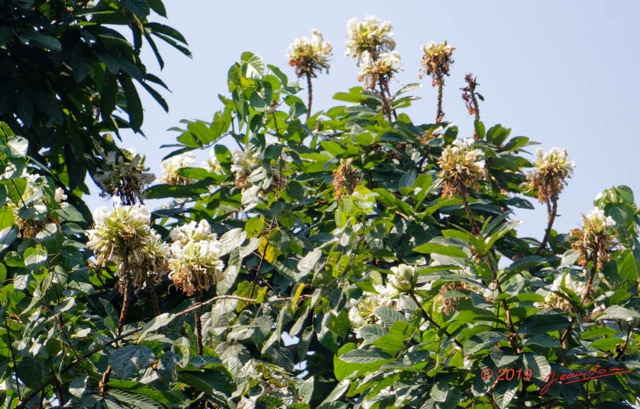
[107,389,164,409]
[19,30,62,51]
[218,228,246,256]
[241,52,264,79]
[595,305,640,322]
[374,306,406,327]
[298,248,321,277]
[146,0,166,16]
[120,76,144,132]
[523,353,551,382]
[24,246,47,271]
[110,346,156,379]
[140,313,176,339]
[339,348,391,364]
[617,250,638,283]
[413,242,468,259]
[100,298,119,333]
[121,0,151,18]
[0,226,18,253]
[178,367,233,394]
[464,331,507,355]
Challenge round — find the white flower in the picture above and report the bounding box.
[168,219,226,296]
[160,153,196,185]
[287,29,333,77]
[438,138,485,197]
[583,208,616,234]
[86,204,168,287]
[169,219,217,244]
[388,264,417,292]
[345,15,395,62]
[54,187,67,203]
[357,51,402,89]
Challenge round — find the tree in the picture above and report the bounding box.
[0,0,189,200]
[0,14,639,409]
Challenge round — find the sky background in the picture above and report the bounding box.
[106,0,640,241]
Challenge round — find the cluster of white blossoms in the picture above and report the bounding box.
[571,207,617,270]
[160,153,196,185]
[348,290,396,329]
[7,173,68,237]
[345,15,401,89]
[349,264,421,331]
[581,208,616,235]
[168,220,225,296]
[357,51,402,89]
[94,149,155,203]
[388,263,418,292]
[286,29,333,78]
[345,15,395,61]
[86,204,169,289]
[438,138,485,197]
[536,271,588,312]
[231,146,276,210]
[525,147,575,203]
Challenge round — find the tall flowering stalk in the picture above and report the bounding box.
[438,139,485,201]
[287,29,332,117]
[461,73,483,124]
[168,220,225,354]
[524,147,575,253]
[419,41,455,122]
[345,15,399,122]
[570,208,617,302]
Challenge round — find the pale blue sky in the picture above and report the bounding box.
[111,1,640,240]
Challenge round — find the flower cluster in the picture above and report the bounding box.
[438,138,485,197]
[349,264,421,331]
[230,145,280,210]
[570,208,617,271]
[168,220,225,296]
[357,51,402,89]
[86,204,169,289]
[160,153,196,185]
[524,148,575,203]
[348,286,398,330]
[7,174,67,237]
[332,158,360,200]
[345,15,400,91]
[231,148,262,190]
[287,29,333,78]
[345,15,395,62]
[388,264,418,292]
[419,41,455,86]
[94,149,155,204]
[536,271,588,312]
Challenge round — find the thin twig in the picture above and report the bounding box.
[537,197,558,254]
[436,79,445,123]
[306,72,313,119]
[195,292,204,355]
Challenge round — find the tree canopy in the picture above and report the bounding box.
[0,10,639,409]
